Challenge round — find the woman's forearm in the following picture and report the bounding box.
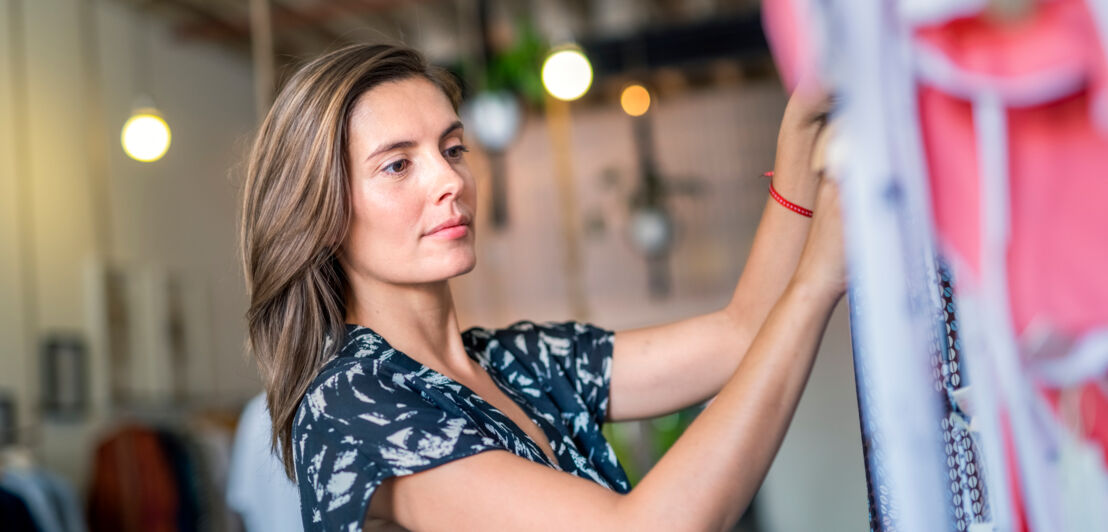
[723,192,813,340]
[721,85,829,361]
[622,278,841,530]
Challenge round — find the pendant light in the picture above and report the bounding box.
[541,46,593,101]
[121,10,170,163]
[121,104,170,162]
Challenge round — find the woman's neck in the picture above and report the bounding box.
[345,278,471,373]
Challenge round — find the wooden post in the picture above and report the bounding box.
[544,94,589,320]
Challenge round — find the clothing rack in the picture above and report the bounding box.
[86,403,245,532]
[0,437,87,532]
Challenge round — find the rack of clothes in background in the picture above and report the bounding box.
[0,394,86,532]
[1,444,86,532]
[86,394,305,532]
[2,384,303,532]
[85,405,240,532]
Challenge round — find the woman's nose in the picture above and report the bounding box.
[431,157,464,204]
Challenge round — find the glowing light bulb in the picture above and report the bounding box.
[121,109,171,162]
[620,84,651,117]
[541,48,593,102]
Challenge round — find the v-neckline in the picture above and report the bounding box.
[342,324,565,471]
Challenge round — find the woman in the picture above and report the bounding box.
[241,43,844,531]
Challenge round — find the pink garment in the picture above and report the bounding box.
[765,2,1108,528]
[916,3,1108,527]
[762,0,818,91]
[916,0,1108,337]
[1043,382,1108,464]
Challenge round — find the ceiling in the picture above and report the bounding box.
[114,0,764,64]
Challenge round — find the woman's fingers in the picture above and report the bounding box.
[784,76,833,132]
[773,79,835,205]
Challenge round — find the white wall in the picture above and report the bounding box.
[0,0,257,488]
[0,0,32,448]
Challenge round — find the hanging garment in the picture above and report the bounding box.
[0,464,86,532]
[0,484,41,532]
[764,0,1108,530]
[155,430,201,532]
[761,0,819,90]
[849,260,993,531]
[1,469,65,532]
[765,0,969,529]
[35,471,86,532]
[914,0,1108,336]
[913,3,1108,529]
[191,419,237,532]
[87,426,180,532]
[931,264,993,529]
[225,394,302,532]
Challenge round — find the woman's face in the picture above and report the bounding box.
[340,76,477,288]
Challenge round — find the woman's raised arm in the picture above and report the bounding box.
[606,83,833,422]
[370,177,845,531]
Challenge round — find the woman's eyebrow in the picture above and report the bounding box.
[364,121,464,163]
[440,120,463,141]
[365,140,415,163]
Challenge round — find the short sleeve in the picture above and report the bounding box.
[479,321,615,426]
[543,321,615,423]
[293,359,501,532]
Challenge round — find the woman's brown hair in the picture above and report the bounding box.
[240,43,462,478]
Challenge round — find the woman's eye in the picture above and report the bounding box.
[384,159,409,174]
[444,144,469,160]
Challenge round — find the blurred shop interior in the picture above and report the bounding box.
[0,0,864,530]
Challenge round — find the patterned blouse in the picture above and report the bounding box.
[292,321,632,531]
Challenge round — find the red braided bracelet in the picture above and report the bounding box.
[763,171,813,218]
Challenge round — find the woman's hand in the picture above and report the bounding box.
[778,80,846,300]
[773,78,834,206]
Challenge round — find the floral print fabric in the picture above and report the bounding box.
[293,321,631,531]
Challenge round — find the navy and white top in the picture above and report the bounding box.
[292,321,631,531]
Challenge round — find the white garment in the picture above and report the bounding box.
[226,393,304,532]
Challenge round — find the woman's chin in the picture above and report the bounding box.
[449,255,477,278]
[433,250,477,281]
[388,248,476,284]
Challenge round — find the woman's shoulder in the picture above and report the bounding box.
[462,320,614,369]
[307,327,391,388]
[294,326,420,431]
[463,319,611,344]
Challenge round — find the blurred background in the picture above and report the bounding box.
[0,0,864,530]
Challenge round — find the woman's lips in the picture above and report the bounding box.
[426,223,469,239]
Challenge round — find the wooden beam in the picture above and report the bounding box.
[270,1,350,48]
[151,0,321,62]
[160,0,250,43]
[175,0,416,42]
